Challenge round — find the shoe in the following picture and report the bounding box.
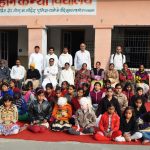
[68,128,80,135]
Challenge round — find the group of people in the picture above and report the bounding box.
[0,43,149,144]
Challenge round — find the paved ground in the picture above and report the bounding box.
[0,139,149,150]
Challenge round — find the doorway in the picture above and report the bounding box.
[0,30,18,68]
[61,29,85,59]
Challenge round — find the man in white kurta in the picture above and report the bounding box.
[45,47,58,68]
[28,46,44,74]
[59,63,74,86]
[42,58,58,90]
[58,47,73,69]
[110,46,126,70]
[10,59,26,88]
[74,43,91,71]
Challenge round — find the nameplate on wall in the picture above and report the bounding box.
[0,0,96,16]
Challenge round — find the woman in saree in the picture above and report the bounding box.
[119,63,134,88]
[135,64,149,94]
[75,63,91,89]
[105,63,119,88]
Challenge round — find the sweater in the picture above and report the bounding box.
[28,99,52,122]
[26,69,41,80]
[134,106,147,119]
[114,93,128,113]
[96,96,121,117]
[71,97,81,114]
[99,112,120,133]
[75,109,96,128]
[90,90,103,105]
[120,117,139,135]
[52,103,72,121]
[1,89,14,97]
[129,94,147,107]
[0,104,18,124]
[14,97,28,115]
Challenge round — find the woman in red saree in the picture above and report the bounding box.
[75,63,91,89]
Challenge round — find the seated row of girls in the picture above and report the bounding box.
[94,104,143,142]
[0,88,148,143]
[0,80,148,140]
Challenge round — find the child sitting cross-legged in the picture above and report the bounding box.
[68,97,96,135]
[28,88,52,133]
[0,94,20,136]
[94,103,122,141]
[115,106,142,142]
[51,97,72,131]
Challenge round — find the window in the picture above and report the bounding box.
[111,27,150,68]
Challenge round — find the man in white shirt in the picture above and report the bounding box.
[74,43,91,71]
[59,62,74,86]
[58,47,73,69]
[29,46,44,74]
[42,58,58,90]
[10,59,26,88]
[45,47,58,67]
[110,46,126,70]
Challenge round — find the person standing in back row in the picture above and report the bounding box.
[74,43,91,71]
[58,47,73,70]
[110,45,126,71]
[45,47,58,68]
[29,46,44,75]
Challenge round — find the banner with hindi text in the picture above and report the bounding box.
[0,0,96,16]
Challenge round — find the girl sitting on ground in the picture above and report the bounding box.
[82,83,90,97]
[53,87,63,107]
[28,88,52,133]
[0,94,20,136]
[129,87,147,107]
[116,106,142,142]
[44,83,55,103]
[68,97,96,135]
[1,82,13,98]
[51,97,72,131]
[123,83,134,103]
[61,81,69,96]
[90,82,103,111]
[94,103,122,141]
[96,87,121,118]
[71,88,84,115]
[133,97,147,119]
[9,79,20,93]
[65,85,76,104]
[22,84,35,109]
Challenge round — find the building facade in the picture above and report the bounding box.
[0,0,150,69]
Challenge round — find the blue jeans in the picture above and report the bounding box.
[142,132,150,140]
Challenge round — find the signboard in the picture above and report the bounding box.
[0,0,96,16]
